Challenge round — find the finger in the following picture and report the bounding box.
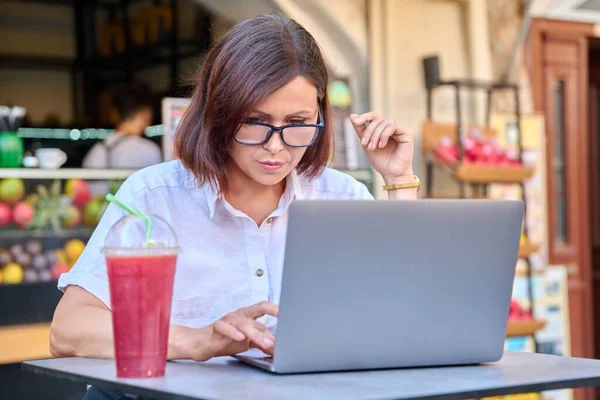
[349,112,380,138]
[379,124,398,148]
[369,120,392,151]
[250,340,275,356]
[349,114,367,137]
[243,301,279,320]
[352,111,380,125]
[254,321,276,342]
[230,319,275,350]
[390,124,414,144]
[360,118,386,148]
[213,319,246,341]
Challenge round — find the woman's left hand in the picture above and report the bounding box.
[349,112,414,182]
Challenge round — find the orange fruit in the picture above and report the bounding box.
[64,239,85,263]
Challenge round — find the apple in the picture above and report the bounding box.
[0,202,10,227]
[508,300,523,321]
[0,178,25,204]
[51,262,69,281]
[481,143,494,164]
[83,197,107,227]
[508,299,533,321]
[65,179,92,208]
[434,138,458,165]
[12,202,35,229]
[493,147,507,165]
[504,150,523,167]
[61,205,82,228]
[463,136,477,161]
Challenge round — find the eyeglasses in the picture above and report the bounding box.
[234,102,325,147]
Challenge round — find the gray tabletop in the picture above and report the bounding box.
[22,351,600,400]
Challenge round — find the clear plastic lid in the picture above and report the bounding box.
[102,214,179,255]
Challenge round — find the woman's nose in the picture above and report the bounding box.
[262,130,285,153]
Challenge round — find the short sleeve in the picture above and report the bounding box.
[57,178,138,308]
[355,180,375,200]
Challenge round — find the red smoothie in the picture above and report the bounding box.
[106,252,177,378]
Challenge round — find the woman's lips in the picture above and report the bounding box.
[258,160,285,171]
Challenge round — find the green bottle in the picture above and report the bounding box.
[0,132,24,168]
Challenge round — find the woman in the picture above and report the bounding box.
[50,13,418,397]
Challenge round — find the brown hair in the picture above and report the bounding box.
[175,14,332,192]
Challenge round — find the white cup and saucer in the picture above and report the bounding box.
[35,148,67,169]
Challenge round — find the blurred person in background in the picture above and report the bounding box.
[82,83,162,169]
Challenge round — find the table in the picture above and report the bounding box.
[22,351,600,400]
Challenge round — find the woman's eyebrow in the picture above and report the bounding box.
[285,109,315,118]
[248,110,271,118]
[249,109,316,118]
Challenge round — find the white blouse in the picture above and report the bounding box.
[58,160,373,329]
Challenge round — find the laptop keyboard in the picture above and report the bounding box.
[253,356,274,365]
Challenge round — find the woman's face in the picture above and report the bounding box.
[228,76,320,188]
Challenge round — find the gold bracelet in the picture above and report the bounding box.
[382,175,420,191]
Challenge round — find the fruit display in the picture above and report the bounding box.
[0,175,118,288]
[12,202,34,228]
[433,131,524,167]
[0,238,86,285]
[84,197,109,227]
[28,180,77,232]
[508,299,533,321]
[0,202,10,227]
[65,178,92,208]
[3,262,24,284]
[0,177,109,232]
[0,177,25,204]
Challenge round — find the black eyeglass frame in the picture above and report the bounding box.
[234,101,325,148]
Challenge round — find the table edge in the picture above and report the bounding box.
[22,361,199,400]
[21,359,600,400]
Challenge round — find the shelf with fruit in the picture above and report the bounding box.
[423,122,534,184]
[0,237,86,286]
[518,242,541,259]
[506,299,545,338]
[0,176,115,286]
[518,232,540,260]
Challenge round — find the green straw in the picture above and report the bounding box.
[105,193,152,245]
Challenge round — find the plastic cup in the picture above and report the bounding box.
[102,214,179,378]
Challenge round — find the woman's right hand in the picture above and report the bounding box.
[174,301,278,362]
[209,301,278,358]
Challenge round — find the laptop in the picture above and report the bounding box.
[234,199,524,374]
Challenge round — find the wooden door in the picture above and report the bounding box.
[589,51,600,368]
[529,18,595,400]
